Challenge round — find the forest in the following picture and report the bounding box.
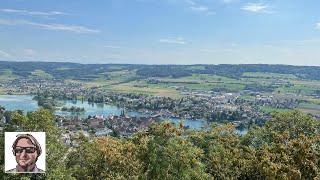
[2,61,320,80]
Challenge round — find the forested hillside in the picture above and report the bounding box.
[2,61,320,80]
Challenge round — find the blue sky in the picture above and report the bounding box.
[0,0,320,65]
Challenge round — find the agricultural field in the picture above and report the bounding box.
[146,74,247,92]
[29,69,53,79]
[0,69,19,80]
[259,106,291,114]
[275,85,313,95]
[298,103,320,109]
[1,62,320,114]
[0,87,4,93]
[103,83,181,98]
[306,98,320,105]
[242,72,298,79]
[70,70,320,105]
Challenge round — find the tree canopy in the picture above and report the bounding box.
[1,109,320,179]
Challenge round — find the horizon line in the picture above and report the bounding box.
[0,60,319,67]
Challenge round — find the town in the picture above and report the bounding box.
[2,63,320,148]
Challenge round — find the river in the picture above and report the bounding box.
[0,95,207,129]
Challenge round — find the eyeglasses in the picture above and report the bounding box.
[14,147,37,154]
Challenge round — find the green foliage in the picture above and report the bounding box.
[66,135,143,179]
[142,122,209,180]
[189,124,255,179]
[243,110,320,147]
[2,61,320,80]
[66,112,319,179]
[1,109,74,179]
[1,109,320,179]
[249,134,320,179]
[241,110,320,179]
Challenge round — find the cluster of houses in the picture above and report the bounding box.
[1,76,318,147]
[56,110,159,147]
[108,112,156,137]
[0,78,84,96]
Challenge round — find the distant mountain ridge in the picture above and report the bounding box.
[1,61,320,80]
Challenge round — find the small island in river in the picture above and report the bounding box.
[61,106,85,112]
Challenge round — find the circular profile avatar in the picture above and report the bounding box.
[7,134,44,173]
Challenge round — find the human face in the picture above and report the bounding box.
[14,138,38,168]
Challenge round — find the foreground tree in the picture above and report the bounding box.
[1,109,74,180]
[66,134,143,179]
[2,108,320,179]
[140,122,210,180]
[242,110,320,179]
[189,124,256,179]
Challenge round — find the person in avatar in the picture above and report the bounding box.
[7,134,44,173]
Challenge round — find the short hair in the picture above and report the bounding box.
[12,134,42,158]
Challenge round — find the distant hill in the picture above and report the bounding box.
[1,61,320,80]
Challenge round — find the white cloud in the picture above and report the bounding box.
[222,0,238,4]
[23,49,36,56]
[0,9,67,16]
[190,6,208,12]
[159,37,186,44]
[200,49,217,53]
[0,18,100,34]
[29,22,100,34]
[186,0,196,6]
[200,48,239,53]
[185,0,215,15]
[241,3,269,13]
[190,5,215,15]
[316,22,320,30]
[0,50,11,57]
[104,45,121,49]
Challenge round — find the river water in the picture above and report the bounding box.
[0,95,38,112]
[0,95,206,129]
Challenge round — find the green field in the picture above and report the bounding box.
[275,84,317,96]
[298,103,320,110]
[29,69,53,78]
[2,65,319,101]
[77,71,320,98]
[103,84,181,98]
[242,72,298,79]
[307,98,320,105]
[0,69,19,80]
[259,106,291,113]
[147,74,246,92]
[0,87,4,93]
[295,103,320,116]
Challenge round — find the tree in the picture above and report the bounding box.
[189,124,255,179]
[141,122,210,180]
[1,109,74,179]
[241,110,320,179]
[66,135,143,179]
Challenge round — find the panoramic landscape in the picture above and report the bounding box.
[1,0,320,179]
